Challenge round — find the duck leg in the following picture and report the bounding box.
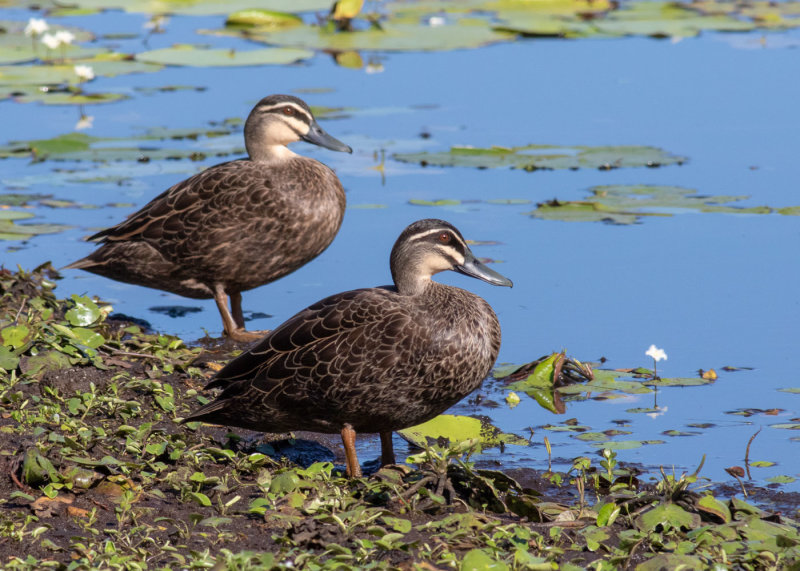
[213,285,262,342]
[380,432,395,466]
[230,291,246,329]
[340,424,362,478]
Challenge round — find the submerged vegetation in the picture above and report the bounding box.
[1,266,799,569]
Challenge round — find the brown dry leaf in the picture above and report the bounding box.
[725,466,745,478]
[67,506,91,518]
[31,495,73,517]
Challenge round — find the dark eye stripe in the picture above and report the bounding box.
[258,102,312,125]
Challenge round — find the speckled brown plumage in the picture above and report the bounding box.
[65,94,351,341]
[184,219,513,477]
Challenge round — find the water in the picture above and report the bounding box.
[2,6,799,492]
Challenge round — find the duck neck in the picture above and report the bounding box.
[247,143,298,164]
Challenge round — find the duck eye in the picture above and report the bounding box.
[438,232,450,243]
[283,106,294,115]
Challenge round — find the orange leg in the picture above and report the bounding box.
[213,285,263,342]
[380,431,395,466]
[340,424,362,478]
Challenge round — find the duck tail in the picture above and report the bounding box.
[181,401,229,425]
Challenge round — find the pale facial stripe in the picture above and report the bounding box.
[257,102,313,125]
[406,227,468,251]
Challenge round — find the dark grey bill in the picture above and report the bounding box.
[303,120,352,153]
[455,250,513,287]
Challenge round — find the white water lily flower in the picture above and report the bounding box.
[645,344,667,362]
[54,30,76,45]
[75,115,94,130]
[74,64,95,81]
[41,33,60,50]
[427,16,446,27]
[24,18,49,37]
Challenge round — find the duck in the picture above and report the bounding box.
[65,94,352,342]
[183,218,512,477]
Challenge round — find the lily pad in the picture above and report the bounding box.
[527,185,785,225]
[42,0,332,15]
[207,18,515,53]
[136,45,314,67]
[393,145,686,171]
[592,439,665,450]
[0,126,243,162]
[398,414,528,450]
[0,218,71,240]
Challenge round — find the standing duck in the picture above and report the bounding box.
[184,218,512,477]
[65,94,352,342]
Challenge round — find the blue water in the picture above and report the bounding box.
[2,6,799,494]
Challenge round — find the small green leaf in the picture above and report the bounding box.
[72,327,105,349]
[0,345,20,371]
[461,548,509,571]
[1,324,29,349]
[635,503,700,532]
[188,492,212,507]
[269,472,299,495]
[65,295,102,326]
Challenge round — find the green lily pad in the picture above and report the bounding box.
[528,185,784,225]
[398,414,528,450]
[779,387,800,394]
[0,126,244,162]
[0,219,71,240]
[207,18,515,53]
[767,475,796,484]
[136,45,314,67]
[43,0,332,15]
[0,20,98,65]
[592,439,665,450]
[226,9,303,29]
[393,144,685,171]
[770,423,800,430]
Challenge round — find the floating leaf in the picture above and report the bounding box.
[398,414,527,449]
[208,18,515,53]
[592,440,664,450]
[225,9,302,29]
[394,144,685,171]
[767,475,796,484]
[749,460,776,468]
[136,45,314,67]
[48,0,332,15]
[527,185,784,225]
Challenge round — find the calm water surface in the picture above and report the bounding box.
[2,7,799,492]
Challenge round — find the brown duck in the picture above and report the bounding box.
[183,218,513,477]
[65,94,352,342]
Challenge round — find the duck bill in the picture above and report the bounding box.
[455,251,513,288]
[303,120,352,153]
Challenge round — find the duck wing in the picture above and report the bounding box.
[185,287,423,430]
